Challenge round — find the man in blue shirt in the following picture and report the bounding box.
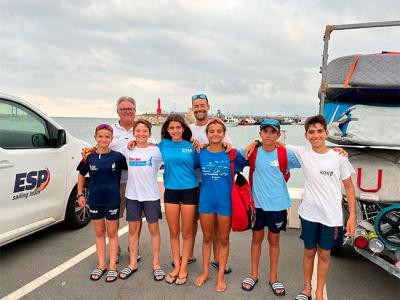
[241,119,300,296]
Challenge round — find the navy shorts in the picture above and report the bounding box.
[300,217,342,250]
[253,208,287,233]
[164,187,198,205]
[126,199,162,224]
[89,205,120,221]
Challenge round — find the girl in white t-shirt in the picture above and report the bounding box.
[118,120,165,282]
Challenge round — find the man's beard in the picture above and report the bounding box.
[194,111,207,121]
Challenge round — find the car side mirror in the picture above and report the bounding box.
[57,129,66,146]
[32,133,49,147]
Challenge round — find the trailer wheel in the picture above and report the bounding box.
[374,205,400,249]
[64,184,90,229]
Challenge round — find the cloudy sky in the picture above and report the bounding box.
[1,0,399,117]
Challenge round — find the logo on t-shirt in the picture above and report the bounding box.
[90,165,98,171]
[182,148,193,153]
[320,170,334,176]
[111,163,116,171]
[129,157,153,167]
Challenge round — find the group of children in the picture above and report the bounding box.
[77,103,356,300]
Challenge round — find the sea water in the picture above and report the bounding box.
[54,117,311,188]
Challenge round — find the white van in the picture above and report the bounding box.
[0,93,90,246]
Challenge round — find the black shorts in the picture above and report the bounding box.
[126,199,162,224]
[253,208,287,233]
[164,187,198,205]
[89,205,120,221]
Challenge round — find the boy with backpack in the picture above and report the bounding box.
[241,119,300,296]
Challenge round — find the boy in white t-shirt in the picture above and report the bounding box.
[118,120,165,282]
[287,115,356,300]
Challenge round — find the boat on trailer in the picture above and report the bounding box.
[319,20,400,279]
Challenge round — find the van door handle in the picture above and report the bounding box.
[0,160,15,169]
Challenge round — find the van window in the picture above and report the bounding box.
[0,99,51,149]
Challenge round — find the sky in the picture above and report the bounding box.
[1,0,399,118]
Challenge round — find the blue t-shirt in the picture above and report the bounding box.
[198,149,247,212]
[238,147,300,211]
[157,139,198,190]
[77,150,127,207]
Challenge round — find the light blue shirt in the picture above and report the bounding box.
[157,139,198,190]
[238,147,301,211]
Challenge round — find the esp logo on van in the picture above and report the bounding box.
[13,167,51,193]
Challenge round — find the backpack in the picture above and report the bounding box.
[228,149,256,232]
[248,146,290,186]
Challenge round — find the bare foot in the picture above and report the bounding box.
[194,273,209,287]
[216,279,227,292]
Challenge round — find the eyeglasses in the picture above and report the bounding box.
[191,94,208,101]
[118,108,136,112]
[95,123,113,132]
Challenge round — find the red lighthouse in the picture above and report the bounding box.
[156,98,162,116]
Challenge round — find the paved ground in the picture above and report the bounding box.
[0,217,398,300]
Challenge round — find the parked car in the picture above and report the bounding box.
[0,93,90,246]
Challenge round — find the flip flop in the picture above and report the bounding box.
[175,273,188,285]
[165,273,178,284]
[241,277,258,291]
[105,270,118,283]
[210,261,232,274]
[294,293,312,300]
[90,267,107,281]
[119,267,138,280]
[171,256,197,267]
[153,268,165,281]
[269,281,286,296]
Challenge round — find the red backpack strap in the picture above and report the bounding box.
[228,149,237,181]
[248,147,258,187]
[277,146,290,182]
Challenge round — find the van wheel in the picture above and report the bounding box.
[65,185,90,229]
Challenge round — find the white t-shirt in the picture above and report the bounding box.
[110,122,156,183]
[189,123,232,145]
[119,146,163,201]
[287,145,355,227]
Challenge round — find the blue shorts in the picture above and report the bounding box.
[89,205,120,221]
[126,199,162,224]
[198,195,231,217]
[300,217,342,250]
[253,209,287,233]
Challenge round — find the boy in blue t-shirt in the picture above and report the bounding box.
[241,119,300,296]
[77,124,127,283]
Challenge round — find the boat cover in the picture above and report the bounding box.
[328,104,400,147]
[320,53,400,102]
[342,148,400,203]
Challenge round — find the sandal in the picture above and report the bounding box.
[294,293,312,300]
[171,256,197,268]
[210,261,232,274]
[165,273,178,284]
[105,270,118,283]
[90,267,107,281]
[175,273,188,285]
[241,277,258,291]
[153,268,166,281]
[269,281,286,296]
[119,267,138,280]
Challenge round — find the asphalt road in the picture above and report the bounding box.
[0,217,398,300]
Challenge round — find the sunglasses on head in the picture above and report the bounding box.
[191,94,208,101]
[208,118,224,124]
[95,123,113,132]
